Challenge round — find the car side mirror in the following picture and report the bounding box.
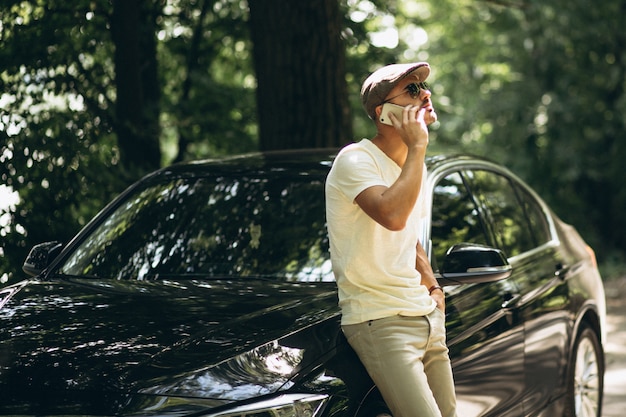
[22,241,63,277]
[440,243,512,285]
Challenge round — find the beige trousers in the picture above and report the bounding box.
[342,309,457,417]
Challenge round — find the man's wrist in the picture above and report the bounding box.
[407,143,428,155]
[428,285,443,295]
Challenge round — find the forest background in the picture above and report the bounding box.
[1,0,625,285]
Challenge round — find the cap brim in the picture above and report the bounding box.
[405,63,430,83]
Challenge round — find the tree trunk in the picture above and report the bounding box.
[111,0,161,179]
[249,0,352,151]
[173,0,214,163]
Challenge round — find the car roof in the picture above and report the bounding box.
[149,147,487,180]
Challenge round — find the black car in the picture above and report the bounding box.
[0,149,605,417]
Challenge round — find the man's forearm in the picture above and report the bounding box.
[416,241,436,286]
[416,241,445,310]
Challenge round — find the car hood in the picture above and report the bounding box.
[0,276,341,414]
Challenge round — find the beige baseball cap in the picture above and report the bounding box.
[360,62,431,120]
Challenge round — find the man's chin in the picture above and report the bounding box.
[426,109,438,125]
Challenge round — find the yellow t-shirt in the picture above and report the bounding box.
[325,139,435,325]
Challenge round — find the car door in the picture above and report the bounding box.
[463,168,570,414]
[428,170,525,417]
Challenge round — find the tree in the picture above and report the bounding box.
[161,0,259,161]
[249,0,352,149]
[0,0,163,282]
[111,0,162,178]
[1,0,123,283]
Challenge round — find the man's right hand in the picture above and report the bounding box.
[389,105,430,150]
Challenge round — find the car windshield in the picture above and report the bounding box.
[58,172,334,282]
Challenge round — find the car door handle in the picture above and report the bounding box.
[501,292,521,309]
[501,292,521,326]
[555,263,570,280]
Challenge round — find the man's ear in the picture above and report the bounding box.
[374,104,383,120]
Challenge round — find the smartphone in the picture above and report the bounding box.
[379,102,404,125]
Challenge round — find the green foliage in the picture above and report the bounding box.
[1,0,121,283]
[158,0,258,161]
[430,0,626,259]
[515,0,626,258]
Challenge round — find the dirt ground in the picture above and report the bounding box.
[602,277,626,416]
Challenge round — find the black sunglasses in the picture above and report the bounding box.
[383,82,430,103]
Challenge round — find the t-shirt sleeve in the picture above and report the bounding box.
[328,146,387,203]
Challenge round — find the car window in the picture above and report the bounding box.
[430,171,490,271]
[514,183,552,246]
[463,169,536,257]
[59,174,333,282]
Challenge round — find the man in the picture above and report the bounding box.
[325,63,457,417]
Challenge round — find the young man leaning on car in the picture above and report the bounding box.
[325,62,458,417]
